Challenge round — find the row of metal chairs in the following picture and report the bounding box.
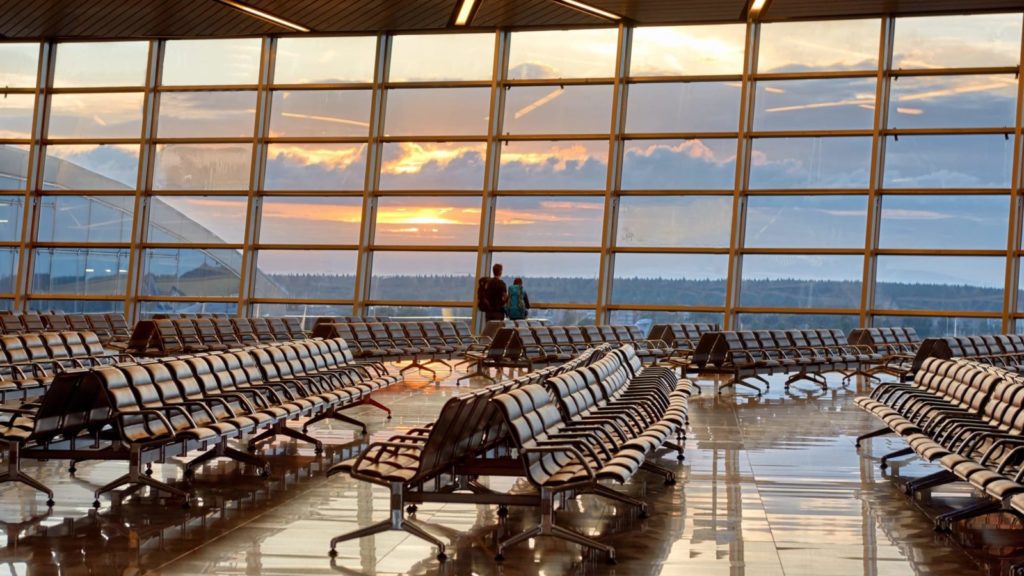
[681,328,889,395]
[647,323,720,359]
[129,316,308,356]
[0,336,400,508]
[0,330,128,402]
[491,345,692,563]
[855,357,1024,542]
[848,327,923,378]
[897,334,1024,381]
[326,344,691,565]
[0,313,130,345]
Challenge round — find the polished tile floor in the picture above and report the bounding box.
[1,365,1022,575]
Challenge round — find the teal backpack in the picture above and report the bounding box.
[506,284,528,320]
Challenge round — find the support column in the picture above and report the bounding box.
[858,18,895,329]
[1002,18,1024,333]
[352,34,390,316]
[595,24,631,324]
[471,31,509,332]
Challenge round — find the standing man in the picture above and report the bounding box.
[483,263,508,322]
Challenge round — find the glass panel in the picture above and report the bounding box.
[259,197,363,245]
[621,139,737,190]
[503,85,612,135]
[153,143,252,190]
[493,196,604,247]
[141,248,242,298]
[0,144,30,190]
[753,78,877,131]
[508,29,618,80]
[758,19,879,73]
[878,315,1001,338]
[0,248,17,292]
[883,135,1013,189]
[370,251,476,302]
[254,250,356,300]
[617,195,731,248]
[612,253,727,307]
[749,137,871,189]
[43,144,140,191]
[162,39,262,86]
[737,313,860,332]
[888,75,1018,129]
[31,247,127,295]
[0,43,39,88]
[264,143,367,191]
[498,140,607,190]
[274,36,377,84]
[269,90,371,137]
[379,142,486,190]
[630,25,746,76]
[741,255,863,309]
[880,195,1008,250]
[518,308,597,326]
[384,88,490,136]
[875,256,1004,312]
[489,252,600,305]
[0,196,23,242]
[157,91,256,138]
[27,299,120,314]
[252,303,351,329]
[0,94,35,139]
[625,82,741,133]
[893,13,1022,69]
[389,33,494,82]
[147,196,247,244]
[53,41,149,87]
[48,93,144,139]
[609,310,724,333]
[366,305,471,322]
[745,195,867,249]
[139,300,238,317]
[37,196,132,243]
[375,196,480,246]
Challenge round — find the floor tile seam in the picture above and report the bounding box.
[729,398,793,576]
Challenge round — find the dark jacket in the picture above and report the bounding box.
[483,277,507,314]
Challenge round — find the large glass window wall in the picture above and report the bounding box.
[1,14,1022,335]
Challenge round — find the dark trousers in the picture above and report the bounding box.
[484,311,505,322]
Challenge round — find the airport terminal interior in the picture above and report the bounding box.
[5,0,1024,574]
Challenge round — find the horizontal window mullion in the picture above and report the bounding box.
[264,136,371,144]
[752,70,878,81]
[888,66,1020,78]
[32,242,131,249]
[497,134,611,142]
[623,132,738,140]
[378,135,486,143]
[735,306,861,315]
[152,137,253,144]
[884,127,1014,136]
[878,188,1013,195]
[613,247,729,254]
[741,247,864,255]
[487,246,600,253]
[605,304,724,313]
[491,189,606,196]
[249,298,355,305]
[748,129,874,138]
[135,295,239,303]
[157,84,260,92]
[370,245,477,252]
[874,248,1006,257]
[627,74,744,84]
[255,244,359,251]
[363,300,470,308]
[26,294,126,301]
[743,189,869,196]
[871,309,1002,318]
[141,243,244,249]
[271,82,375,91]
[503,78,615,87]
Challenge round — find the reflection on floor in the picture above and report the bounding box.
[1,367,1022,575]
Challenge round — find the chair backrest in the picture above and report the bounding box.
[20,313,46,332]
[231,318,259,345]
[250,318,277,343]
[153,318,183,354]
[267,317,292,341]
[282,317,306,338]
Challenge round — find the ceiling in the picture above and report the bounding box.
[0,0,1021,39]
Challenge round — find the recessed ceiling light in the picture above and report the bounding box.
[551,0,622,21]
[453,0,480,26]
[213,0,311,32]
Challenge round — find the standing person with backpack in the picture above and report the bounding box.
[481,263,508,322]
[505,277,530,321]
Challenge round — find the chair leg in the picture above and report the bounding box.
[904,470,957,495]
[934,499,1001,532]
[879,447,914,470]
[855,427,892,448]
[328,481,447,561]
[718,378,763,395]
[590,483,648,515]
[304,408,368,434]
[550,524,616,561]
[457,361,495,385]
[348,397,391,418]
[248,422,325,454]
[497,487,616,563]
[640,460,677,485]
[0,442,53,506]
